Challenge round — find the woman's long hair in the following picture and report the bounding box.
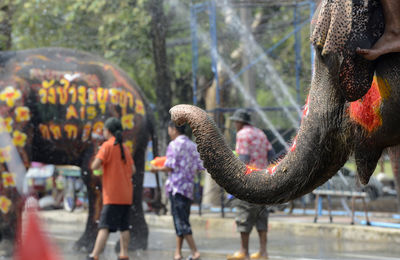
[104,117,126,163]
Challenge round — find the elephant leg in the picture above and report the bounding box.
[0,140,31,256]
[115,143,148,252]
[74,148,102,252]
[387,146,400,211]
[74,169,102,252]
[355,147,383,185]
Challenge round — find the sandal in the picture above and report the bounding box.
[250,252,268,259]
[226,251,246,260]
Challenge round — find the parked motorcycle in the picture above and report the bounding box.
[56,165,86,212]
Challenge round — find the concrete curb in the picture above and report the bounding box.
[39,210,400,243]
[145,214,400,243]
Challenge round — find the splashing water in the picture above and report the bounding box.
[171,0,296,149]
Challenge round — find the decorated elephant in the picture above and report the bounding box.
[170,0,400,205]
[0,47,156,251]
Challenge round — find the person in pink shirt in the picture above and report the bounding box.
[227,109,271,260]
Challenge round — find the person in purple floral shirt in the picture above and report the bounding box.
[151,121,204,260]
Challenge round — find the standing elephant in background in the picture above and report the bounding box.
[170,0,400,205]
[0,47,157,252]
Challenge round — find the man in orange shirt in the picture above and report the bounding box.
[87,117,136,260]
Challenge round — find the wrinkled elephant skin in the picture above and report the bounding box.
[170,0,400,205]
[0,47,156,251]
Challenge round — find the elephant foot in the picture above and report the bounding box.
[357,29,400,60]
[74,234,96,253]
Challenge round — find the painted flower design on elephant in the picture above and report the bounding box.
[0,196,11,214]
[121,114,134,130]
[124,140,133,154]
[0,86,22,107]
[0,117,13,133]
[0,146,11,163]
[15,106,30,122]
[135,99,145,115]
[2,172,16,188]
[12,130,27,147]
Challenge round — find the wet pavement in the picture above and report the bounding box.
[2,208,400,260]
[49,221,400,260]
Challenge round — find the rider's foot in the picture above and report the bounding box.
[357,29,400,60]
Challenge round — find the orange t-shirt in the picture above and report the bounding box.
[96,136,134,205]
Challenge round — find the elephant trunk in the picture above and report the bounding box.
[170,56,352,205]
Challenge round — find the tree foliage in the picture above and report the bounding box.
[1,0,313,130]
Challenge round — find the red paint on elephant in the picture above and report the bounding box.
[349,77,382,133]
[245,165,262,175]
[267,165,277,175]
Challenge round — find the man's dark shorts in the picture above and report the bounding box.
[169,192,192,237]
[233,198,269,233]
[98,204,131,232]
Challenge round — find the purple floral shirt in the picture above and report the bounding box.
[164,135,204,200]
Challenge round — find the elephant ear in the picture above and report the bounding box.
[311,0,384,102]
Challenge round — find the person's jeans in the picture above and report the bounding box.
[169,192,192,236]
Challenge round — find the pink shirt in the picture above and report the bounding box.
[236,125,271,168]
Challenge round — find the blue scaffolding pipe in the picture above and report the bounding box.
[208,0,219,106]
[191,1,219,106]
[222,18,310,88]
[309,1,316,77]
[191,1,313,106]
[206,106,300,113]
[294,5,302,104]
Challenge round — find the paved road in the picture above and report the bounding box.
[42,216,400,260]
[2,209,400,260]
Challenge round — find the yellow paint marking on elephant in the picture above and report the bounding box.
[0,86,22,107]
[2,172,16,188]
[29,55,50,61]
[122,114,135,130]
[15,106,30,122]
[66,105,79,120]
[376,76,391,99]
[124,140,133,154]
[82,123,92,142]
[64,124,78,139]
[49,124,62,140]
[0,196,12,214]
[0,146,11,163]
[39,124,51,140]
[0,117,13,133]
[12,130,27,147]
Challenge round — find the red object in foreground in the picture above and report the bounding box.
[150,156,167,167]
[14,198,63,260]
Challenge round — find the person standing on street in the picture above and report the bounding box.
[151,121,204,260]
[87,117,136,260]
[227,109,272,260]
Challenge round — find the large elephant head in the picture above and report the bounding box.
[170,0,400,205]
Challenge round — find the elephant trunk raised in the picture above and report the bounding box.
[170,52,355,205]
